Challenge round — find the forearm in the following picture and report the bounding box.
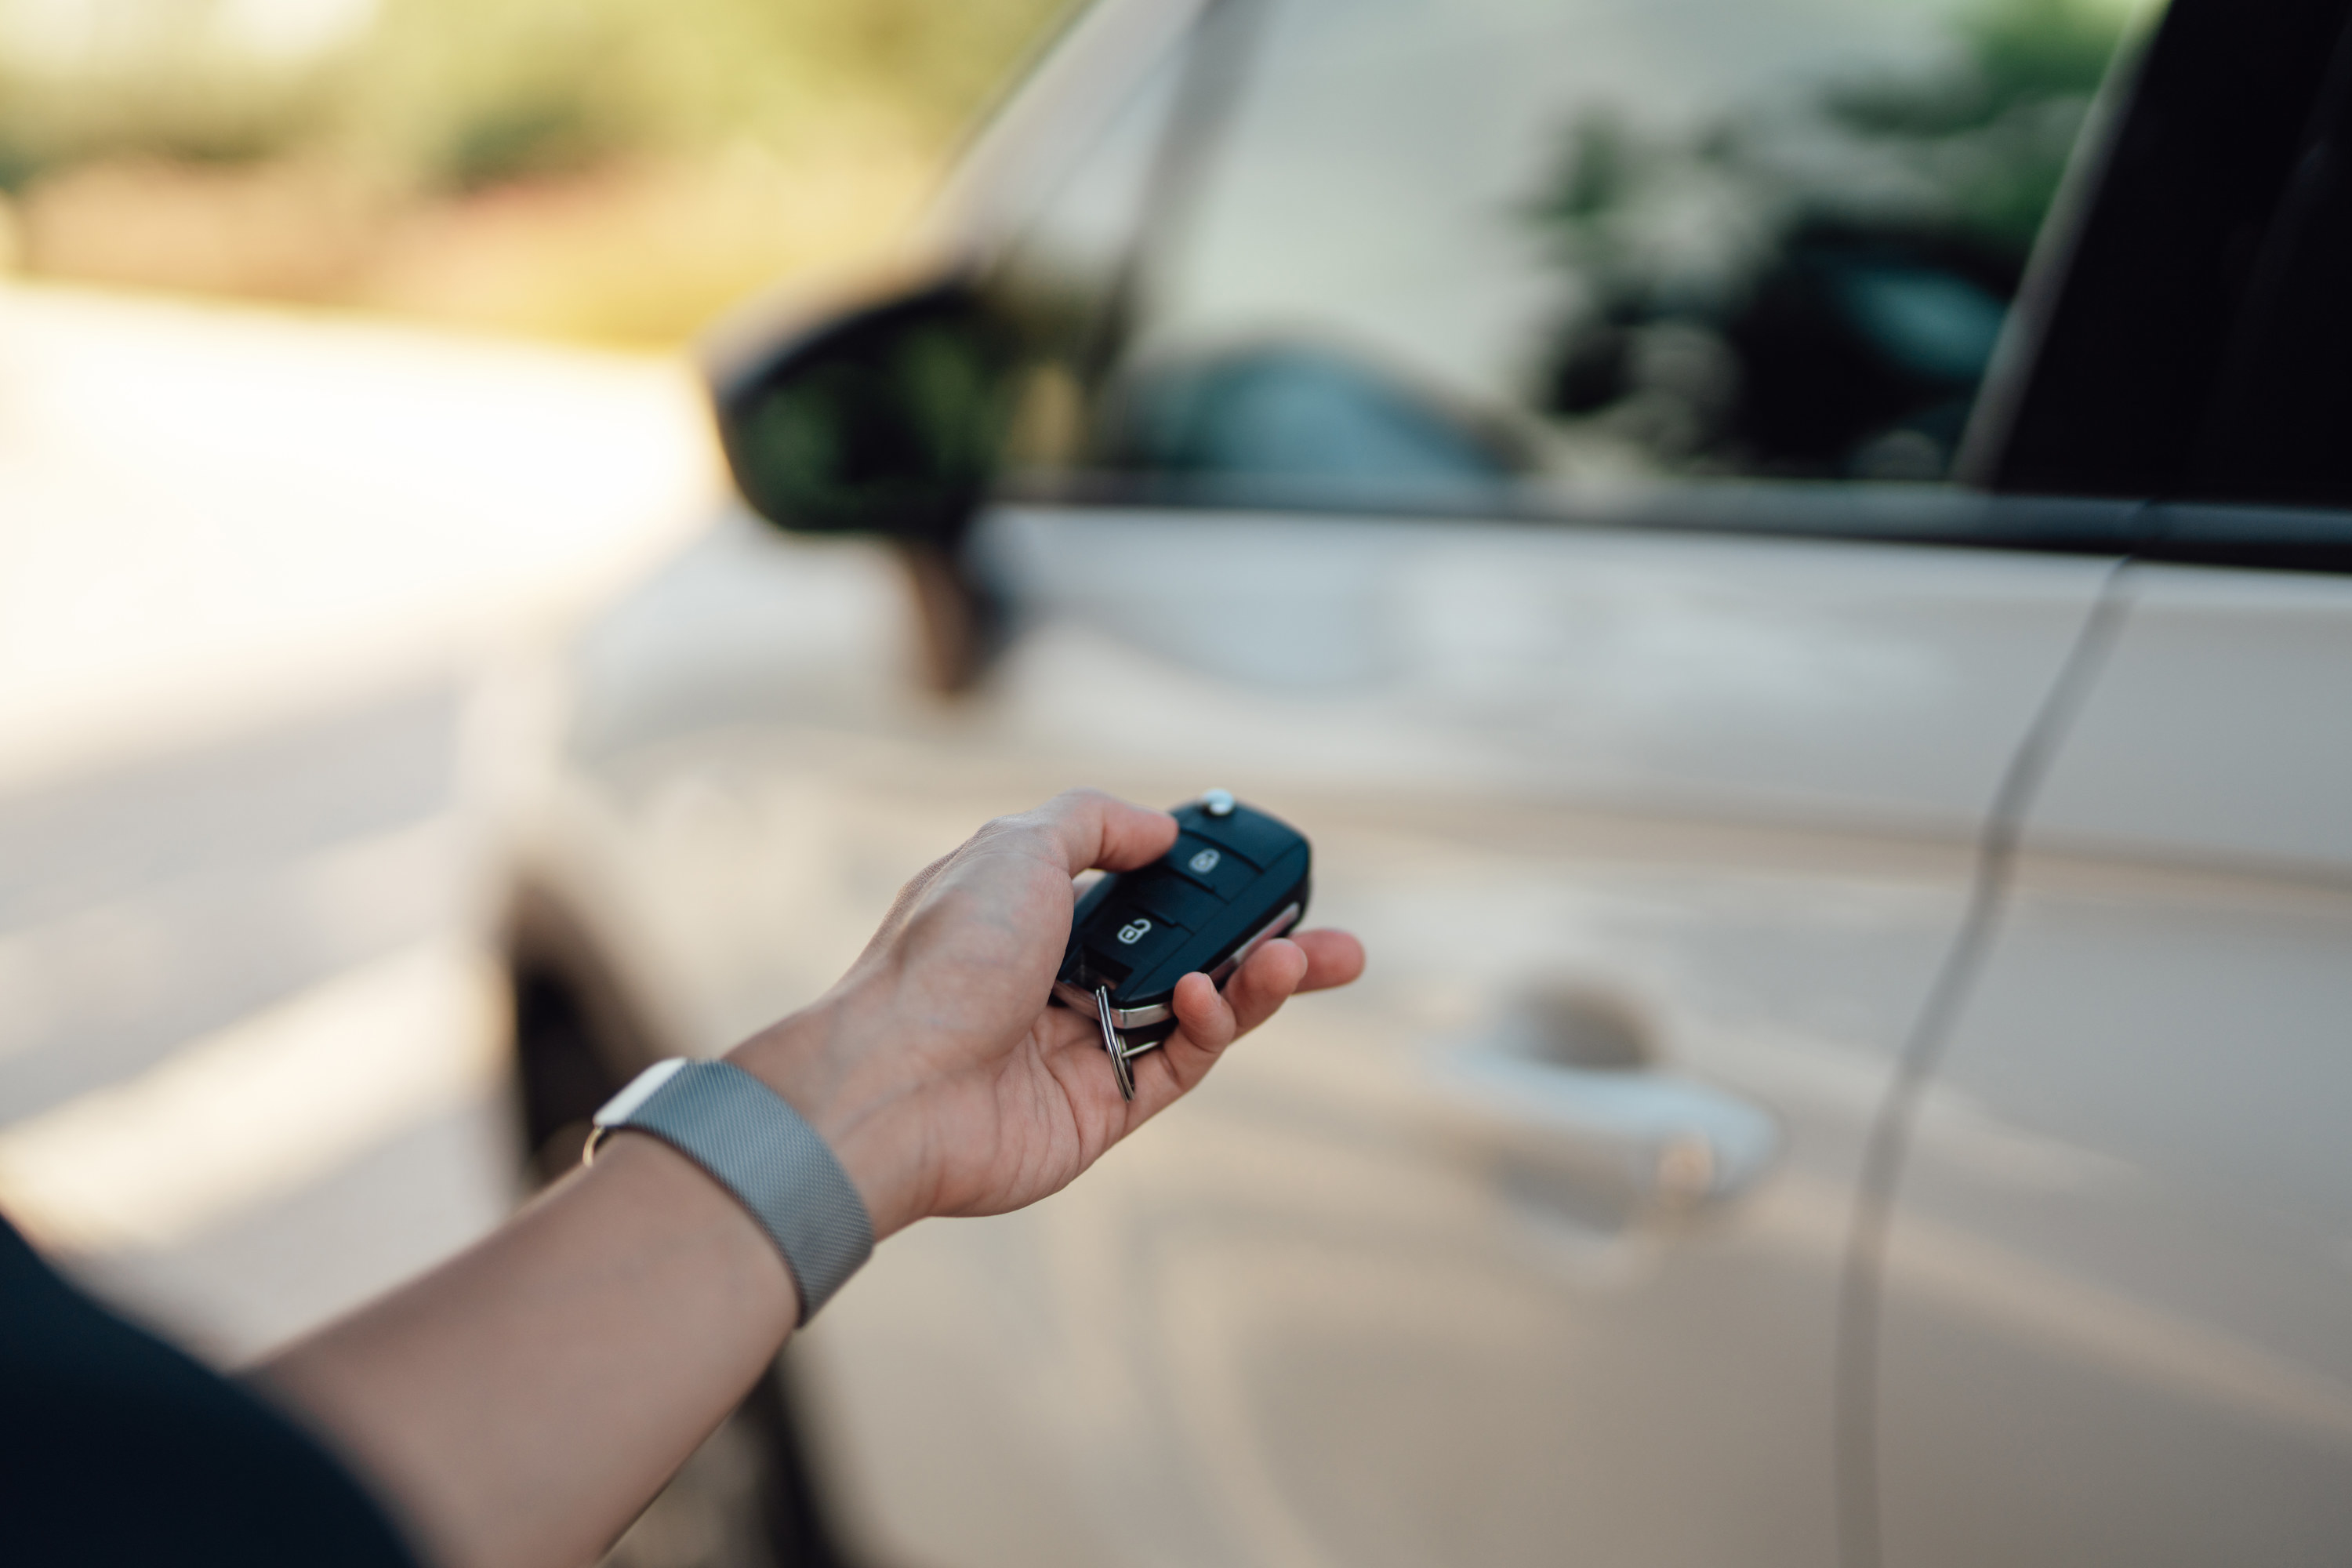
[242,790,1357,1568]
[255,1133,798,1568]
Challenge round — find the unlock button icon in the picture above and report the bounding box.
[1090,903,1186,971]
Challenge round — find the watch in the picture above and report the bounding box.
[586,1058,873,1323]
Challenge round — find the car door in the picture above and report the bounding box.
[1872,554,2352,1568]
[1871,4,2352,1560]
[699,3,2172,1566]
[557,1,2153,1566]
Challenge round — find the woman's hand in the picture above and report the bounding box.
[728,788,1365,1240]
[262,788,1362,1568]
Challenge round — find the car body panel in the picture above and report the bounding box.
[554,501,2117,1566]
[1878,560,2352,1567]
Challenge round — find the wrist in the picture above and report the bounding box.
[722,989,931,1243]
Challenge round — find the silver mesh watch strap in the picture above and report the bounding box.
[587,1059,873,1323]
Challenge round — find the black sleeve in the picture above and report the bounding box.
[0,1212,422,1568]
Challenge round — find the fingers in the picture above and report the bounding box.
[1217,936,1314,1036]
[884,790,1171,966]
[1287,928,1367,993]
[1167,945,1292,1055]
[1162,929,1364,1049]
[1126,926,1363,1109]
[1013,788,1178,877]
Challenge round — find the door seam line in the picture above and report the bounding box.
[1831,548,2140,1568]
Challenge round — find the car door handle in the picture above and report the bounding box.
[1426,1041,1781,1211]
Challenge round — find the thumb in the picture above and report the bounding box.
[1008,787,1178,877]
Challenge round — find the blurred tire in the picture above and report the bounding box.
[506,916,848,1568]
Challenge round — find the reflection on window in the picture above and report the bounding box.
[1004,0,2137,502]
[1526,0,2123,481]
[1106,340,1525,484]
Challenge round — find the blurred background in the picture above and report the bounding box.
[0,5,1073,1559]
[0,0,1063,340]
[0,0,1060,1363]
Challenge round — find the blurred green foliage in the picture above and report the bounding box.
[1534,0,2136,269]
[1830,0,2128,135]
[1524,0,2141,477]
[0,8,326,183]
[351,0,1071,191]
[0,0,1071,192]
[1818,0,2134,251]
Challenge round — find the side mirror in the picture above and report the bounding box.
[705,281,1018,545]
[703,281,1022,693]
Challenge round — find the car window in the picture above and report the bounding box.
[1966,0,2352,571]
[2179,25,2352,517]
[990,28,1194,412]
[994,0,2143,507]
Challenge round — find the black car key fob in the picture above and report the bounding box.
[1053,789,1311,1098]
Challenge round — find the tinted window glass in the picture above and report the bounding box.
[2176,10,2352,517]
[1984,0,2348,511]
[1000,0,2139,503]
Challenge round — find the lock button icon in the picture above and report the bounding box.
[1116,916,1153,946]
[1168,832,1254,897]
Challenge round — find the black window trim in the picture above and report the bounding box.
[996,470,2352,574]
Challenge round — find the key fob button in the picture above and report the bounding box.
[1184,808,1295,867]
[1128,872,1224,931]
[1084,904,1192,977]
[1166,833,1257,897]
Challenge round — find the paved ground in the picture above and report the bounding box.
[0,282,718,1362]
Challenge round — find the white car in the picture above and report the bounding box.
[512,0,2352,1564]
